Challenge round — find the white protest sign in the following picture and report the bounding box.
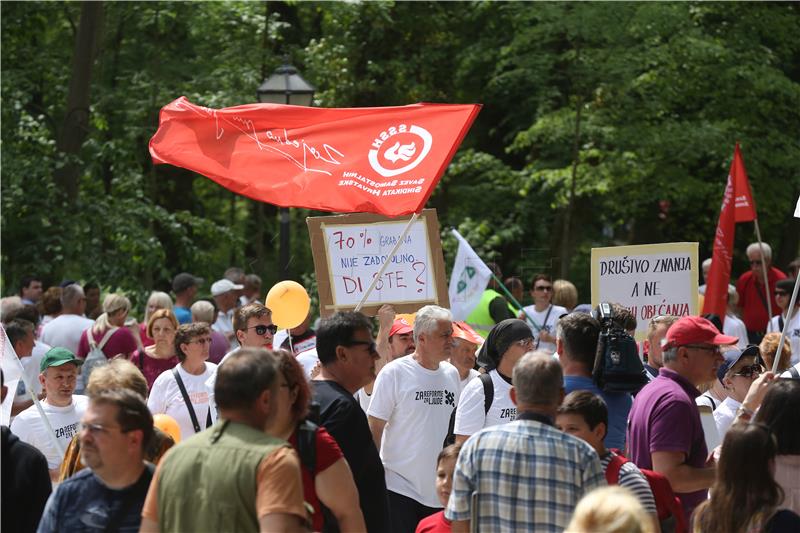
[307,209,449,316]
[591,243,699,340]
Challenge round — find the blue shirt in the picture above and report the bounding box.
[564,375,632,450]
[445,416,604,532]
[173,306,192,325]
[37,465,153,533]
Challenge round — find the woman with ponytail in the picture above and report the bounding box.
[76,293,138,361]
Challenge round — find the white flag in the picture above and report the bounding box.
[794,195,800,218]
[449,230,492,321]
[0,326,22,425]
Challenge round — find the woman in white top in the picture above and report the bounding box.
[519,273,567,353]
[147,322,217,440]
[713,346,762,438]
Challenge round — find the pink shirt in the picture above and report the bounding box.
[77,327,138,360]
[132,350,179,390]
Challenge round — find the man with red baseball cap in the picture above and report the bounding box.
[626,315,737,522]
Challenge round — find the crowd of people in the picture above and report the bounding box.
[1,241,800,533]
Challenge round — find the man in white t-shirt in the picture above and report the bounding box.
[519,274,567,353]
[455,319,533,442]
[10,347,88,481]
[368,305,461,533]
[6,319,44,417]
[767,278,800,365]
[211,279,243,352]
[40,284,93,355]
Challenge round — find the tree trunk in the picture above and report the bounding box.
[54,1,104,201]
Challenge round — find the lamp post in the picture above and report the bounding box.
[257,62,315,281]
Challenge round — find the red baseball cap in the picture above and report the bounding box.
[389,317,414,337]
[452,321,483,346]
[664,315,738,349]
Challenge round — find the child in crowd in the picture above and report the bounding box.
[415,444,461,533]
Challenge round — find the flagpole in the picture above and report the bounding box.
[355,212,419,312]
[753,219,774,323]
[772,273,800,374]
[487,272,538,326]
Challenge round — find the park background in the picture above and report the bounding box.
[2,1,799,312]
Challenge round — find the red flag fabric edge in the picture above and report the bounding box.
[732,143,757,223]
[702,160,737,321]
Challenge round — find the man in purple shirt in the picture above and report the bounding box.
[626,315,736,521]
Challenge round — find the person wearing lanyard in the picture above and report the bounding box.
[519,274,567,353]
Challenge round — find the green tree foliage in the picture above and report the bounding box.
[2,1,798,308]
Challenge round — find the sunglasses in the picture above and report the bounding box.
[247,324,278,336]
[189,337,213,345]
[749,260,764,266]
[775,291,788,297]
[534,285,553,292]
[342,340,378,354]
[515,338,535,349]
[732,363,763,378]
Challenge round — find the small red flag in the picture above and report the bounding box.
[149,97,480,217]
[703,144,756,320]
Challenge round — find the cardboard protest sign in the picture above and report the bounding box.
[307,209,449,317]
[591,243,699,340]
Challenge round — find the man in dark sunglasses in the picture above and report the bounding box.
[233,302,276,352]
[712,345,763,438]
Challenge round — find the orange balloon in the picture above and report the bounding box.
[153,413,181,443]
[266,280,311,330]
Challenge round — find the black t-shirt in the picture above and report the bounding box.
[312,379,389,533]
[37,463,154,533]
[767,509,800,533]
[489,295,515,323]
[2,426,52,533]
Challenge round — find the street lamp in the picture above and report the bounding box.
[257,62,315,281]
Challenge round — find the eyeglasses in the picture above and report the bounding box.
[515,338,535,349]
[775,291,788,297]
[189,337,213,345]
[534,285,553,292]
[749,260,763,266]
[682,344,721,355]
[342,340,378,354]
[732,363,763,378]
[79,421,124,435]
[247,324,278,336]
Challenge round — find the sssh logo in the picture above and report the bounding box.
[369,124,432,178]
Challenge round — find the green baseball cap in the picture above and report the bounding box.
[40,347,84,373]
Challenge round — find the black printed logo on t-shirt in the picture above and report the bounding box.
[414,389,454,406]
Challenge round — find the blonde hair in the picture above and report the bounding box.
[552,279,578,311]
[144,291,173,324]
[85,358,148,399]
[92,294,131,334]
[565,486,655,533]
[190,300,215,323]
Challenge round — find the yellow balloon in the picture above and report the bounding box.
[153,413,181,443]
[266,280,311,330]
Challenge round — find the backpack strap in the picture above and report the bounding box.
[789,366,800,379]
[604,450,628,485]
[296,420,318,473]
[172,367,211,434]
[90,327,118,351]
[480,372,494,415]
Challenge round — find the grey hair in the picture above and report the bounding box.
[145,291,174,323]
[413,305,452,343]
[190,300,215,323]
[746,242,772,261]
[61,284,85,308]
[513,351,563,406]
[662,346,679,364]
[727,285,739,307]
[702,258,712,271]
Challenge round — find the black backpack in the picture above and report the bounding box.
[444,373,493,446]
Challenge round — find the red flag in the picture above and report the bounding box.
[703,144,756,319]
[149,97,480,216]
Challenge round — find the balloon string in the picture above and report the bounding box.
[288,330,294,354]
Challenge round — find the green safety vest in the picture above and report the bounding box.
[466,288,517,338]
[156,419,288,533]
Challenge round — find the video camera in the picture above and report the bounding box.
[592,302,648,394]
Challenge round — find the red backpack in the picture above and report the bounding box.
[605,450,688,533]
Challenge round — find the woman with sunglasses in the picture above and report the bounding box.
[519,273,567,353]
[147,323,217,441]
[767,279,800,366]
[713,346,763,438]
[456,319,535,443]
[266,350,366,532]
[132,308,180,390]
[692,423,800,533]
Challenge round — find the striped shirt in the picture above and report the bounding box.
[445,414,605,532]
[600,452,657,514]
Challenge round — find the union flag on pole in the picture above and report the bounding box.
[149,97,480,217]
[703,144,756,320]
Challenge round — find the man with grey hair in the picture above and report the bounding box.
[736,241,786,344]
[627,315,736,520]
[40,284,93,355]
[446,351,604,532]
[368,305,461,533]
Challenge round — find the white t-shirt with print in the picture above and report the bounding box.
[521,304,567,353]
[148,362,217,441]
[367,355,461,508]
[10,395,89,470]
[453,369,516,437]
[767,312,800,365]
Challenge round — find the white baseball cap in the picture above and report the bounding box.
[211,279,244,296]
